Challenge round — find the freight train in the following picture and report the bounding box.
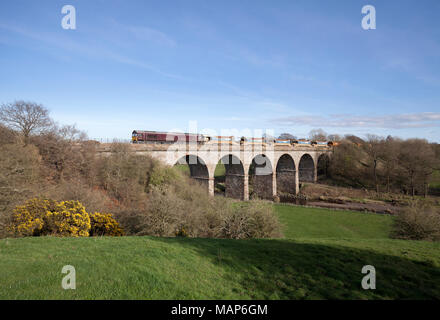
[132,130,210,144]
[131,130,334,147]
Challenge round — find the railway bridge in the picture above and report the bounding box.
[97,143,332,201]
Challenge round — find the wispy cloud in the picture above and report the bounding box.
[125,25,176,47]
[271,112,440,129]
[0,23,183,79]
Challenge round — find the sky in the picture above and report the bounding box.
[0,0,440,141]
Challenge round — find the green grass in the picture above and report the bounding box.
[214,164,226,178]
[1,205,439,300]
[174,164,190,176]
[430,170,440,189]
[175,163,226,179]
[275,204,393,239]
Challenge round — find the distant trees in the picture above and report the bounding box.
[328,135,440,196]
[327,134,342,142]
[397,139,437,197]
[309,129,327,141]
[278,133,297,140]
[0,101,52,144]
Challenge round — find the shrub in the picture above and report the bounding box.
[9,198,54,237]
[43,178,115,214]
[0,143,42,215]
[392,201,440,241]
[221,201,283,239]
[89,212,123,236]
[9,198,123,238]
[10,199,91,237]
[148,165,182,189]
[44,200,91,237]
[116,182,283,239]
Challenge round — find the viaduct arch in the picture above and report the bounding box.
[98,144,332,201]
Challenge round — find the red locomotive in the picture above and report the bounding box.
[132,130,209,144]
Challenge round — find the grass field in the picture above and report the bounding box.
[174,164,226,178]
[430,170,440,189]
[0,205,439,299]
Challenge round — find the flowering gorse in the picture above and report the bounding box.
[10,199,123,237]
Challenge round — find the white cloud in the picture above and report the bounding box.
[0,23,182,79]
[272,112,440,129]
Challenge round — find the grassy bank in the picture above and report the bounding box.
[0,205,439,300]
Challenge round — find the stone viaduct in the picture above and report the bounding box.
[97,143,332,201]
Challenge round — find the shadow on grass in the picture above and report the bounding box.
[153,237,440,300]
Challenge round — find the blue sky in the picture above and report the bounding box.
[1,0,440,141]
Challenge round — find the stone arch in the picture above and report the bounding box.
[317,153,330,182]
[175,155,210,192]
[217,154,245,199]
[299,153,315,182]
[248,154,273,199]
[276,154,296,195]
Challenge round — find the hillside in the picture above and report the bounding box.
[0,205,439,300]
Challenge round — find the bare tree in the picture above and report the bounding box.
[309,128,327,141]
[32,124,89,181]
[0,123,16,145]
[398,139,436,197]
[379,136,400,193]
[327,134,342,142]
[0,101,52,144]
[278,133,297,140]
[363,134,384,193]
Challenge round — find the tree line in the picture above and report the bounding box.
[278,129,440,197]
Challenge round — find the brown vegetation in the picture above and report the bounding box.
[0,101,282,239]
[392,201,440,241]
[326,134,440,197]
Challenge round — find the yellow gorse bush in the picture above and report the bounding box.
[44,200,91,237]
[89,212,123,236]
[10,199,123,237]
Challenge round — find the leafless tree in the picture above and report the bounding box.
[327,134,342,142]
[278,133,297,140]
[363,134,384,193]
[32,124,89,182]
[309,128,327,141]
[0,101,52,144]
[0,123,16,145]
[379,136,400,193]
[398,139,436,197]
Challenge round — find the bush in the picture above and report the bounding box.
[221,201,283,239]
[392,201,440,241]
[89,212,123,236]
[8,198,123,238]
[43,178,115,214]
[44,200,91,237]
[115,181,283,239]
[0,143,42,215]
[10,199,91,237]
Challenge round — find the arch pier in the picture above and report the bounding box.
[98,144,331,200]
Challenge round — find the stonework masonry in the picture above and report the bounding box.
[97,143,332,200]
